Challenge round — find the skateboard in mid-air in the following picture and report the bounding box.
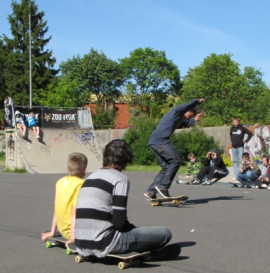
[45,235,76,255]
[147,195,189,206]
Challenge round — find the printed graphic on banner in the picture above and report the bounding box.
[42,108,79,128]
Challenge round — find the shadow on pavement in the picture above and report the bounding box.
[185,195,246,205]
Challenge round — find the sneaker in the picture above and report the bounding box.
[151,243,181,261]
[192,179,200,184]
[175,179,183,184]
[36,135,40,139]
[155,186,171,198]
[144,192,156,200]
[267,185,270,190]
[202,179,211,185]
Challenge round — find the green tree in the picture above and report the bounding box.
[60,49,124,108]
[120,47,181,113]
[241,66,270,124]
[41,76,81,107]
[2,0,58,106]
[181,53,269,125]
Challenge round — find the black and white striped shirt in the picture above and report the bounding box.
[75,168,134,257]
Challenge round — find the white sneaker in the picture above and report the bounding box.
[202,180,211,185]
[36,135,40,139]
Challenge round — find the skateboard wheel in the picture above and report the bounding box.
[75,255,83,263]
[66,248,72,255]
[45,241,52,248]
[151,202,160,206]
[118,261,128,269]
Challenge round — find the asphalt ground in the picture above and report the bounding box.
[1,171,270,273]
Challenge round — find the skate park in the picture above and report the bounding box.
[1,109,270,273]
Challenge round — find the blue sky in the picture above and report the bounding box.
[1,0,270,84]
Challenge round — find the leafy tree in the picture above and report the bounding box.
[2,0,58,106]
[120,47,181,113]
[60,49,124,108]
[40,76,81,107]
[181,53,269,125]
[241,66,270,124]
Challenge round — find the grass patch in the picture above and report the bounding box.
[0,152,5,161]
[3,168,27,173]
[126,165,187,173]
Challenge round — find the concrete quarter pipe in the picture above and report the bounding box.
[16,128,102,173]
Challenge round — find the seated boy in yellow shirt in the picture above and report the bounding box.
[41,152,88,246]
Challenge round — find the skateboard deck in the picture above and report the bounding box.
[45,235,77,255]
[147,195,188,206]
[73,250,151,269]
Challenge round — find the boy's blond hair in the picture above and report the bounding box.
[67,153,88,177]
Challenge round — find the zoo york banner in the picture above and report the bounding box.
[42,108,79,128]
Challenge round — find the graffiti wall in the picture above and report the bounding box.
[227,125,270,159]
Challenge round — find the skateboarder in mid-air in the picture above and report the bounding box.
[144,98,205,199]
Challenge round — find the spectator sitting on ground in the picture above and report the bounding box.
[194,148,228,185]
[255,155,270,189]
[176,153,202,184]
[26,111,40,139]
[258,155,269,177]
[15,110,26,138]
[236,152,261,188]
[41,152,88,247]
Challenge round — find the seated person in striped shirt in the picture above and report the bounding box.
[75,139,175,258]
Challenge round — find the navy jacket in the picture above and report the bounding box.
[149,99,200,145]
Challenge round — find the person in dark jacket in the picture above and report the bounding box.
[230,117,253,178]
[144,98,205,199]
[194,148,228,185]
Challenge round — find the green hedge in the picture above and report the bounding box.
[124,114,223,166]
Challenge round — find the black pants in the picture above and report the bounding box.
[197,166,227,182]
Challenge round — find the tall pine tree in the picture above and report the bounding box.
[3,0,58,106]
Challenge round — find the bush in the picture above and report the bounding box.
[92,107,117,129]
[123,114,158,165]
[171,126,222,164]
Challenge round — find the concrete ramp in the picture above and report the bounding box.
[17,129,102,173]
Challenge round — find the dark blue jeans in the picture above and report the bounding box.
[236,170,259,186]
[112,226,172,253]
[147,143,181,195]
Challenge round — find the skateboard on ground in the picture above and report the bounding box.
[72,250,151,269]
[45,235,76,255]
[147,195,189,206]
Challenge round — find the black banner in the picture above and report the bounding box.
[15,107,80,129]
[42,108,79,128]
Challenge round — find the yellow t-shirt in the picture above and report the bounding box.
[54,176,84,239]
